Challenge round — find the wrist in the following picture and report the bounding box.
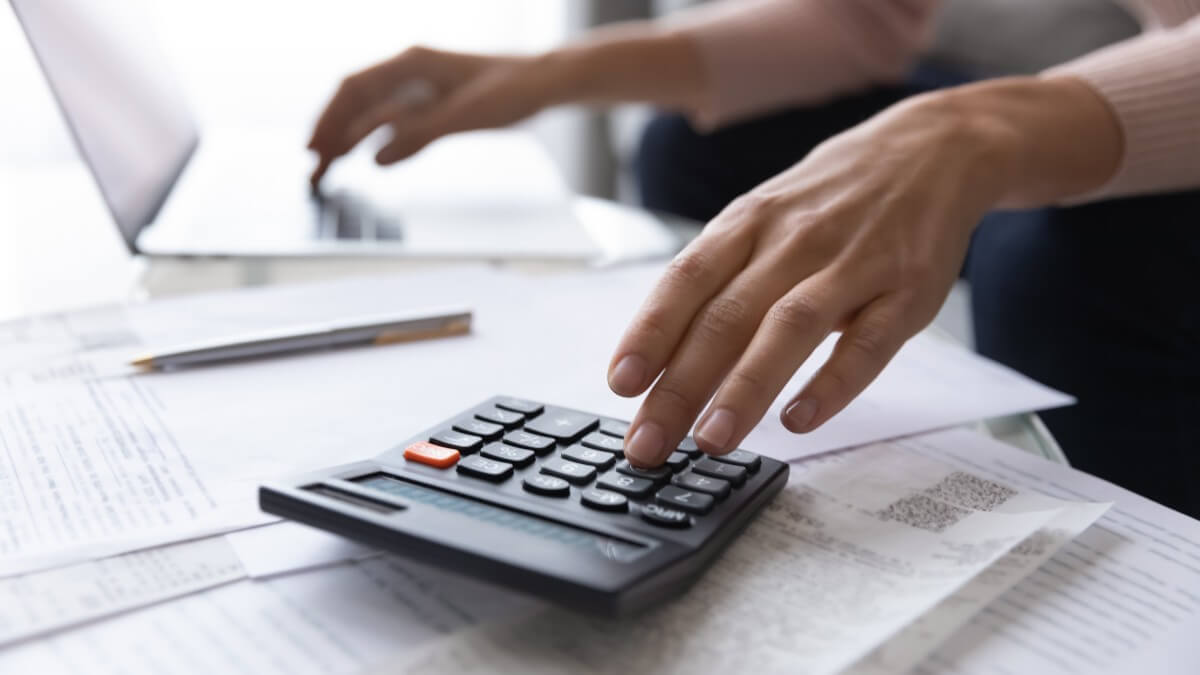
[915,77,1123,209]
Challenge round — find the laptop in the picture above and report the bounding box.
[10,0,604,261]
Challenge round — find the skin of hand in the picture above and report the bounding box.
[307,26,704,187]
[611,76,1123,467]
[307,47,541,186]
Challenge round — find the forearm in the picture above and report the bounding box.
[527,22,707,115]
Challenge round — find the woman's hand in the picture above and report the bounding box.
[307,47,550,186]
[611,76,1122,467]
[307,26,705,187]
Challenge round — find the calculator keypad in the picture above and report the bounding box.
[457,455,514,482]
[692,457,748,487]
[406,400,765,531]
[403,441,461,469]
[503,430,556,454]
[453,419,504,442]
[580,488,628,512]
[598,420,629,438]
[597,472,656,499]
[616,460,671,483]
[656,485,714,515]
[562,446,617,470]
[580,432,623,453]
[480,443,535,468]
[523,411,599,442]
[671,472,731,500]
[429,430,483,454]
[496,397,544,416]
[475,407,524,429]
[540,457,597,485]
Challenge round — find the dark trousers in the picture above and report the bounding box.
[635,73,1200,518]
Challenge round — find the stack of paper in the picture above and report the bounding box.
[1,263,1195,674]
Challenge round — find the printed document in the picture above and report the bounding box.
[901,430,1200,674]
[0,537,244,646]
[395,441,1098,675]
[0,555,536,674]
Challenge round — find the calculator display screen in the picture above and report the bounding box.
[355,474,649,562]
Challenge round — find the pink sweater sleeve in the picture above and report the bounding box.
[1046,15,1200,201]
[671,0,942,129]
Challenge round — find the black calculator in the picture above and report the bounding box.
[259,396,789,616]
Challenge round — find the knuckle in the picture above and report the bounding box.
[398,45,432,61]
[767,293,821,333]
[724,368,770,401]
[846,324,889,363]
[649,378,698,416]
[664,250,712,288]
[634,306,672,345]
[725,192,782,222]
[694,296,749,340]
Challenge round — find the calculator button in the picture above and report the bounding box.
[640,503,692,529]
[429,430,483,455]
[456,455,514,482]
[671,472,731,500]
[598,420,629,438]
[580,488,628,513]
[692,457,748,487]
[664,452,690,473]
[453,419,503,442]
[480,443,535,468]
[580,431,623,454]
[713,449,761,472]
[596,472,656,499]
[616,460,671,483]
[523,474,570,497]
[561,446,616,471]
[524,410,599,443]
[540,458,596,485]
[655,486,714,515]
[677,437,702,458]
[503,430,556,455]
[496,397,544,416]
[474,407,524,430]
[403,441,460,469]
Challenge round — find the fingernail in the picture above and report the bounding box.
[625,422,665,466]
[783,399,818,432]
[608,355,646,396]
[695,408,735,451]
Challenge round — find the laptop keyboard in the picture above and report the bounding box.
[313,189,403,241]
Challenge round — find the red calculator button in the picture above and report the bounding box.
[403,441,460,468]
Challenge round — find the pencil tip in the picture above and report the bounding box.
[130,355,154,368]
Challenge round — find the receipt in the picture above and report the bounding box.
[395,444,1085,675]
[0,537,245,646]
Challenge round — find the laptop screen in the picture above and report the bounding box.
[9,0,198,252]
